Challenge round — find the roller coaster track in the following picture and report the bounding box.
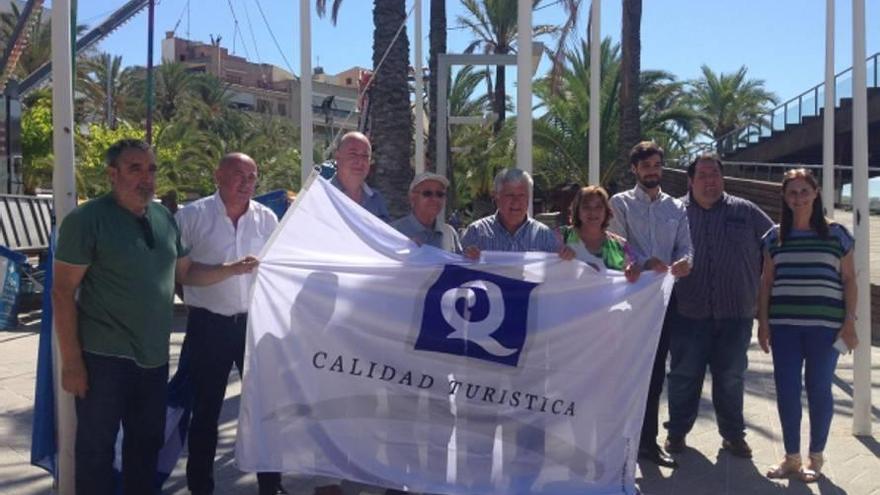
[15,0,149,96]
[0,0,45,92]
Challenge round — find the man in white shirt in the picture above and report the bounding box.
[175,153,282,495]
[608,141,693,469]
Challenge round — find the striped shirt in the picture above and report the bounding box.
[461,213,559,253]
[674,193,773,319]
[762,223,854,329]
[608,185,693,267]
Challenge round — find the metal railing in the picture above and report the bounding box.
[716,52,880,155]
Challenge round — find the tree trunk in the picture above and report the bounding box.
[371,0,413,218]
[618,0,641,180]
[493,47,507,135]
[428,0,446,173]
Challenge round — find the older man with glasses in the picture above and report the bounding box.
[391,172,462,253]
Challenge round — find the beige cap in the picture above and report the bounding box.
[409,172,450,192]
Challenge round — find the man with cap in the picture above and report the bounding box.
[391,172,462,253]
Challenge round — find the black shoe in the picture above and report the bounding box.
[664,435,686,454]
[638,443,679,468]
[722,438,753,459]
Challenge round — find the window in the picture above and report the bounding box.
[346,77,353,85]
[257,99,271,114]
[179,54,186,61]
[278,103,287,116]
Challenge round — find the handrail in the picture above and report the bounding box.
[714,51,880,155]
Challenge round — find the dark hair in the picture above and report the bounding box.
[629,141,664,167]
[570,185,613,230]
[687,153,724,178]
[105,139,152,168]
[779,168,829,244]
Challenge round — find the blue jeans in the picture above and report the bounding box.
[666,317,752,441]
[770,325,839,454]
[75,352,168,495]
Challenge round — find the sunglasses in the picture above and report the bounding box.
[418,190,446,199]
[136,216,155,250]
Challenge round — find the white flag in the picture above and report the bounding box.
[236,176,673,495]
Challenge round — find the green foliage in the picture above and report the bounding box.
[533,37,697,189]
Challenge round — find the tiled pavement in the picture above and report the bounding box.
[1,311,878,495]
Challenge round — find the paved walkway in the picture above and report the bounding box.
[1,311,878,495]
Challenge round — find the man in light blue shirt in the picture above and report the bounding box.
[331,131,390,222]
[392,172,462,253]
[608,141,693,469]
[462,168,560,257]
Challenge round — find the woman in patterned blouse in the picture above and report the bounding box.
[558,185,641,282]
[757,168,859,483]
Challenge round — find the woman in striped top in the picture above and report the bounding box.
[757,168,859,483]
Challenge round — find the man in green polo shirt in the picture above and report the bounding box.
[52,139,258,495]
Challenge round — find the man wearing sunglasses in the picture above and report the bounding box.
[391,172,462,253]
[53,139,258,495]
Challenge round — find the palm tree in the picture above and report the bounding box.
[79,53,142,127]
[618,0,642,175]
[533,38,697,188]
[689,65,778,149]
[457,0,555,135]
[316,0,413,218]
[428,0,446,171]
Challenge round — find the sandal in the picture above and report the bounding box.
[799,452,824,483]
[766,454,802,479]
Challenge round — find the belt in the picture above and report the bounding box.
[191,306,248,324]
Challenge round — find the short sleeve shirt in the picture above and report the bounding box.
[391,213,463,254]
[55,194,187,368]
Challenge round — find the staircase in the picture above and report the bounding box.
[716,52,880,168]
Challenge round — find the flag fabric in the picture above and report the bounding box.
[30,234,56,476]
[235,175,673,495]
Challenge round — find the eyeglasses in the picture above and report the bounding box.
[418,190,446,199]
[136,216,155,250]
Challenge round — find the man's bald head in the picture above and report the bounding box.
[215,152,258,209]
[335,132,371,193]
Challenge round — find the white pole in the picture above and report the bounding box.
[588,0,601,185]
[516,0,532,176]
[822,0,835,218]
[850,0,872,436]
[51,0,77,492]
[414,0,425,174]
[299,0,314,185]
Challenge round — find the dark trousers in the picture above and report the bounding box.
[639,304,676,449]
[184,307,281,495]
[666,317,752,440]
[75,352,168,495]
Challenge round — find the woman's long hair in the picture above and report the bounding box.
[779,168,829,245]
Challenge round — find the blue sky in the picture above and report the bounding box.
[71,0,879,109]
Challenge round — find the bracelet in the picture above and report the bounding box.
[846,313,858,321]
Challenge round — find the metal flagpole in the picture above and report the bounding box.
[588,0,600,185]
[850,0,872,436]
[516,0,532,177]
[50,0,77,491]
[414,0,425,174]
[822,0,834,217]
[300,0,314,186]
[146,0,155,144]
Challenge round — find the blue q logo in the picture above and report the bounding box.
[415,264,538,366]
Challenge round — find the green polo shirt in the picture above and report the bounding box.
[55,194,187,368]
